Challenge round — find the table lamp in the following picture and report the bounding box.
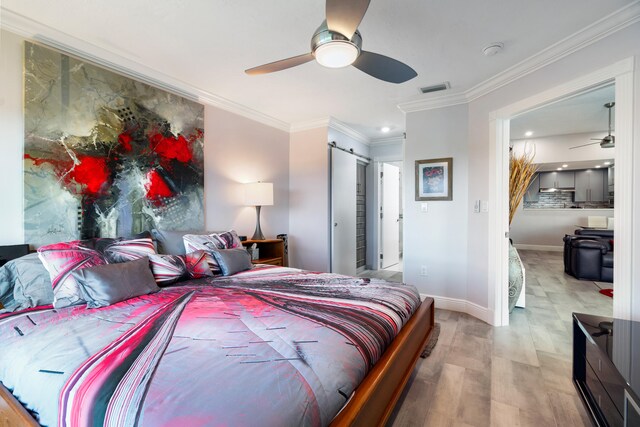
[244,182,273,240]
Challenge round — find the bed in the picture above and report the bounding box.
[0,264,434,427]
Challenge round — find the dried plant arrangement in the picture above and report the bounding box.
[509,147,537,225]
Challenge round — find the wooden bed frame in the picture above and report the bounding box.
[0,298,434,427]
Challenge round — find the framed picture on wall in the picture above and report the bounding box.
[415,157,453,201]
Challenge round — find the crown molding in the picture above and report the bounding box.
[397,92,467,113]
[289,117,331,133]
[327,118,370,144]
[0,8,290,132]
[369,136,404,146]
[398,1,640,113]
[289,117,372,145]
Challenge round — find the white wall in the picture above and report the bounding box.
[0,29,290,246]
[204,105,289,238]
[510,208,613,248]
[511,132,614,164]
[404,104,469,299]
[0,30,25,245]
[289,127,330,272]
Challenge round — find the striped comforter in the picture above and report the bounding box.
[0,266,420,427]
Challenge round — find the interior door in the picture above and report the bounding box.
[331,148,357,276]
[381,163,400,268]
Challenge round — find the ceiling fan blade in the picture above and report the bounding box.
[245,53,314,75]
[569,141,603,150]
[352,51,417,83]
[326,0,370,39]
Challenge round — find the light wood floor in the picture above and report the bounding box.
[387,250,613,426]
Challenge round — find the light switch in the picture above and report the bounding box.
[474,200,480,213]
[421,203,428,213]
[481,201,489,212]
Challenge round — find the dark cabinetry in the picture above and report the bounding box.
[575,169,607,202]
[539,171,575,189]
[573,313,640,427]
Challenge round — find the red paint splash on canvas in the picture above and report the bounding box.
[149,133,193,163]
[145,169,174,205]
[25,154,110,196]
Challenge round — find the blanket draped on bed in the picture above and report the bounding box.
[0,267,420,427]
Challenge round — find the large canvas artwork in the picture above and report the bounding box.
[24,42,205,247]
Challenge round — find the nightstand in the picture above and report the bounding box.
[242,239,285,266]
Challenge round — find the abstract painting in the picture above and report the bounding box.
[415,157,453,201]
[24,42,205,247]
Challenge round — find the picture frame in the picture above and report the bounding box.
[415,157,453,201]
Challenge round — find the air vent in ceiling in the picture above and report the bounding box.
[419,82,450,94]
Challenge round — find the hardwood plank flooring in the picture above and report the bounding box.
[387,250,613,426]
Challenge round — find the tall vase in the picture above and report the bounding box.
[508,242,525,313]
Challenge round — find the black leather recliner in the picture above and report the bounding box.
[563,229,613,283]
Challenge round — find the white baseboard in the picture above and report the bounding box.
[513,244,563,252]
[419,294,492,324]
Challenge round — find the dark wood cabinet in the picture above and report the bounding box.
[242,239,285,266]
[573,313,640,427]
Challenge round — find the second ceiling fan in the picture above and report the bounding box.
[245,0,417,84]
[570,102,615,150]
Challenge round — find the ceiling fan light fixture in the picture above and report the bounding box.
[314,41,359,68]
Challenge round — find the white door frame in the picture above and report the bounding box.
[489,57,635,326]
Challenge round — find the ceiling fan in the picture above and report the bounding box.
[569,102,615,150]
[245,0,417,84]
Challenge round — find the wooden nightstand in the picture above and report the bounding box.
[242,239,285,266]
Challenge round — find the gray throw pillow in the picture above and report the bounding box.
[0,253,54,311]
[210,248,253,276]
[72,257,159,308]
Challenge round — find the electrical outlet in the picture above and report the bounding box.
[421,203,428,213]
[420,266,428,276]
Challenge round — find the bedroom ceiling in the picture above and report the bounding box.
[1,0,635,140]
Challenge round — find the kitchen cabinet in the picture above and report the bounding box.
[539,171,575,189]
[574,169,607,202]
[523,173,539,202]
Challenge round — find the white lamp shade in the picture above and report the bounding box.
[244,182,273,206]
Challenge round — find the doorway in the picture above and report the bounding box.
[508,84,615,322]
[490,58,634,326]
[380,161,403,273]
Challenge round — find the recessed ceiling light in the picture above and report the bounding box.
[524,131,533,137]
[595,165,601,168]
[604,161,611,165]
[562,164,568,168]
[380,126,391,133]
[557,167,562,171]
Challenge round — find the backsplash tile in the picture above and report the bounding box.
[524,192,611,209]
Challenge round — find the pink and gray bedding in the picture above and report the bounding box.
[148,250,213,285]
[0,253,53,312]
[38,236,158,309]
[72,257,160,308]
[0,266,420,427]
[210,247,253,276]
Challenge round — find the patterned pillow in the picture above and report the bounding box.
[185,250,214,279]
[212,230,243,249]
[38,241,108,308]
[148,250,213,285]
[103,236,156,263]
